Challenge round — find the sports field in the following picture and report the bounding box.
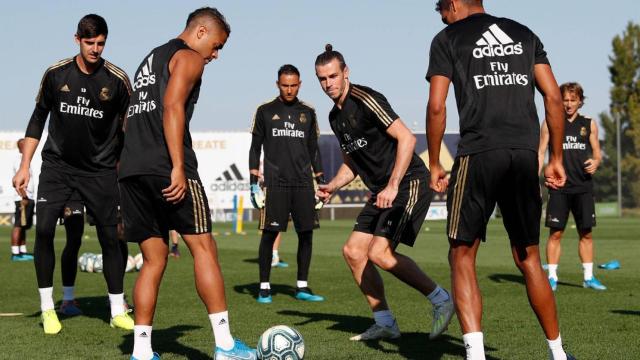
[0,217,638,359]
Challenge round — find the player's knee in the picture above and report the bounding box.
[342,244,366,265]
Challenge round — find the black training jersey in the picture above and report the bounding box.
[119,39,202,180]
[426,13,549,156]
[328,84,428,193]
[25,57,131,176]
[555,114,593,193]
[249,97,321,187]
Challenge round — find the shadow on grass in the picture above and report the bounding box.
[234,282,298,300]
[278,310,499,359]
[118,325,209,359]
[611,310,640,316]
[488,273,581,289]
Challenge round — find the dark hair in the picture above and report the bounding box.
[278,64,300,78]
[315,44,346,70]
[186,7,231,36]
[435,0,482,12]
[560,82,586,103]
[76,14,108,39]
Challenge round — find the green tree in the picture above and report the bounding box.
[597,22,640,207]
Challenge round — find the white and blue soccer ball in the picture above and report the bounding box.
[257,325,305,360]
[78,252,96,272]
[134,253,144,271]
[93,254,103,273]
[125,255,136,273]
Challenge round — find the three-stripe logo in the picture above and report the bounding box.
[472,24,523,59]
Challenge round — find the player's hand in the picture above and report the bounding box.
[544,160,566,190]
[583,158,599,174]
[250,184,265,209]
[316,183,335,204]
[162,167,187,204]
[12,168,30,198]
[375,185,398,209]
[429,163,448,193]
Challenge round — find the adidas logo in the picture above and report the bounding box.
[133,53,156,91]
[60,84,70,92]
[211,163,250,192]
[218,319,227,326]
[472,24,523,59]
[272,114,281,120]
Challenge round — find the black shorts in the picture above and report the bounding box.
[545,191,596,230]
[14,199,35,229]
[259,186,318,232]
[36,167,118,227]
[447,149,542,245]
[354,176,432,248]
[119,175,211,243]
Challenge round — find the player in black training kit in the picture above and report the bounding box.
[12,14,133,335]
[426,1,574,359]
[249,64,325,304]
[539,82,605,292]
[315,45,454,342]
[118,7,255,360]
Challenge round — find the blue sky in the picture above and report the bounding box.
[1,0,638,133]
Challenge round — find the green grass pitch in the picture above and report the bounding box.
[0,217,638,359]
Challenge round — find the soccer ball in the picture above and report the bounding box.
[134,253,144,271]
[125,255,136,273]
[257,325,305,360]
[78,252,95,272]
[93,254,103,273]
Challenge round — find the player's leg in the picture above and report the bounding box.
[77,173,129,327]
[343,230,400,341]
[257,185,289,302]
[60,202,84,316]
[258,229,278,302]
[545,192,570,290]
[573,193,604,290]
[34,169,72,334]
[501,149,568,360]
[132,236,168,359]
[290,187,323,301]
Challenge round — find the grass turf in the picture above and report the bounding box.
[0,217,638,359]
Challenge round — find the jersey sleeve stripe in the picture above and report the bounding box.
[351,87,394,126]
[35,58,74,102]
[104,61,132,95]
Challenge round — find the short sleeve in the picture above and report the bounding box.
[426,30,453,82]
[533,33,549,65]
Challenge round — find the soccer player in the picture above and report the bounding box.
[12,14,133,335]
[539,82,605,291]
[10,138,35,261]
[315,45,454,341]
[426,1,575,359]
[249,64,325,304]
[118,7,255,360]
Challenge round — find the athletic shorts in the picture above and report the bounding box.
[447,149,542,245]
[259,186,317,232]
[36,166,118,227]
[545,191,596,230]
[119,175,211,243]
[354,176,432,248]
[59,190,85,225]
[14,199,35,228]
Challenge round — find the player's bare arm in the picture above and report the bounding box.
[161,49,205,204]
[584,118,602,174]
[376,118,415,209]
[538,119,550,175]
[426,74,450,193]
[12,137,39,198]
[534,64,566,190]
